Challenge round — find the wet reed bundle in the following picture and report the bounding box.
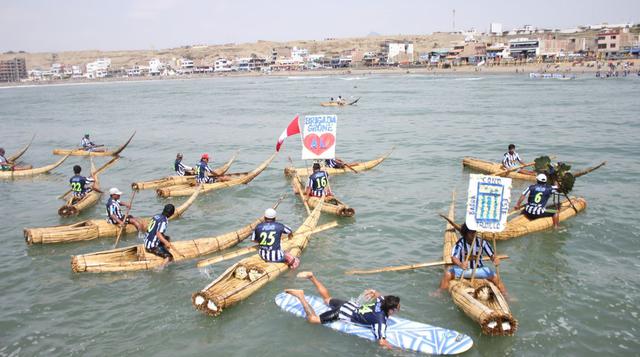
[284,148,393,177]
[462,157,605,181]
[0,154,71,179]
[291,174,354,217]
[52,132,136,157]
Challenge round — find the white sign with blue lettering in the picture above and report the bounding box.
[465,174,512,232]
[301,114,337,160]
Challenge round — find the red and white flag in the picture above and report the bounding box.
[276,115,300,152]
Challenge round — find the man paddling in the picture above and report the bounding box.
[80,134,104,152]
[514,173,560,228]
[439,223,507,296]
[285,271,400,350]
[175,153,193,176]
[194,153,230,184]
[0,148,28,171]
[501,144,534,175]
[252,208,300,269]
[144,204,175,266]
[305,163,333,197]
[69,165,95,201]
[106,187,145,232]
[325,158,346,169]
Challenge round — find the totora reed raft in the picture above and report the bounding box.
[192,200,324,316]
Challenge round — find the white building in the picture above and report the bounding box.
[85,58,111,79]
[176,58,194,74]
[234,58,251,71]
[291,46,309,62]
[214,58,233,72]
[387,43,414,64]
[71,65,83,78]
[148,58,165,76]
[490,23,503,35]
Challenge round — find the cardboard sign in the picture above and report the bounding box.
[301,115,337,160]
[466,174,512,232]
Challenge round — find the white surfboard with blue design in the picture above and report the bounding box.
[275,292,473,355]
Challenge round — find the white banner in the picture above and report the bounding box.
[465,174,512,232]
[301,115,337,160]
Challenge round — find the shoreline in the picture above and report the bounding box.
[1,60,637,89]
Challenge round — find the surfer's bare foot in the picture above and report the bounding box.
[285,289,305,298]
[296,271,314,280]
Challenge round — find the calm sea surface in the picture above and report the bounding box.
[1,74,639,356]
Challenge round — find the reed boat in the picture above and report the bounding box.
[441,197,586,241]
[443,191,517,336]
[25,188,199,244]
[284,148,393,177]
[156,152,277,198]
[6,134,36,164]
[320,98,359,107]
[52,132,136,157]
[462,157,606,181]
[0,154,70,179]
[71,197,282,273]
[192,201,323,317]
[291,174,354,217]
[131,152,238,191]
[58,157,120,217]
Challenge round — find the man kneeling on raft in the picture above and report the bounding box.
[439,223,507,297]
[286,271,401,350]
[252,208,299,269]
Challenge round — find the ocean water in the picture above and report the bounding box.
[0,73,639,356]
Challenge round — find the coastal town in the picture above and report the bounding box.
[1,21,639,83]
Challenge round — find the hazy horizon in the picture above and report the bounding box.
[1,0,638,53]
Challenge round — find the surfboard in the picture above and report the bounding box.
[275,292,473,355]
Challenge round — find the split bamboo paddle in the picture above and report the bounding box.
[196,221,338,268]
[345,254,509,275]
[113,190,137,248]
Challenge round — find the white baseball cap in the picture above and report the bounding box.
[109,187,123,195]
[536,173,547,183]
[264,208,277,219]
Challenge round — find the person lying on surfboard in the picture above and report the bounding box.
[501,144,534,175]
[305,163,333,197]
[285,271,400,350]
[252,208,300,269]
[513,173,560,228]
[80,134,105,152]
[438,223,507,296]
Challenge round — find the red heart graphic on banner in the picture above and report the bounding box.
[303,133,335,156]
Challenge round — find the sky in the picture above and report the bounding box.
[1,0,638,53]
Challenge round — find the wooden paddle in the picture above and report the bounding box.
[345,254,509,275]
[336,157,358,174]
[196,221,338,268]
[113,190,137,248]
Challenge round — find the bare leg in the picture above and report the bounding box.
[298,271,332,304]
[489,275,508,297]
[439,271,454,290]
[284,289,321,324]
[552,212,560,229]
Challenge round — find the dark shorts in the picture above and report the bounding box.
[525,210,556,219]
[146,236,172,259]
[319,298,347,324]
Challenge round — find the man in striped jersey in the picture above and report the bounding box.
[305,163,333,197]
[174,153,193,176]
[324,158,346,169]
[285,271,400,350]
[251,208,300,269]
[105,188,145,232]
[514,173,560,228]
[144,204,175,266]
[501,144,534,174]
[439,223,507,296]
